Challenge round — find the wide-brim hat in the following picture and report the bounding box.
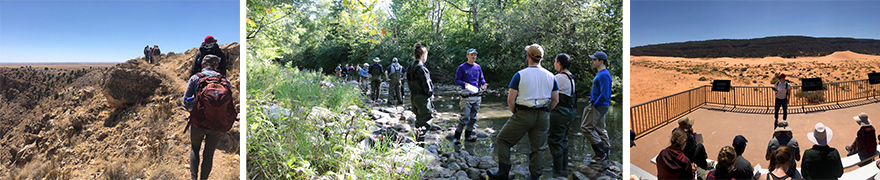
[855,113,872,127]
[807,122,833,146]
[774,120,793,132]
[373,57,381,62]
[678,117,695,129]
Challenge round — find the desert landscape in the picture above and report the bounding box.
[0,63,116,70]
[631,51,880,105]
[0,43,241,179]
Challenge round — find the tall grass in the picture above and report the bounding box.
[246,60,427,179]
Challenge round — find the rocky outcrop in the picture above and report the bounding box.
[101,63,163,107]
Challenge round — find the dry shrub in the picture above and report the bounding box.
[8,157,71,180]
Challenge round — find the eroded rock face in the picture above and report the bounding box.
[102,64,162,107]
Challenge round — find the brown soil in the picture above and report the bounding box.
[0,43,241,179]
[631,51,880,105]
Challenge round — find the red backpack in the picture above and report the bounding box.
[188,72,236,132]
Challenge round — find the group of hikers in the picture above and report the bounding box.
[347,42,613,179]
[656,112,878,180]
[181,35,235,180]
[143,45,161,64]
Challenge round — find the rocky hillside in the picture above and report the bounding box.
[0,43,241,179]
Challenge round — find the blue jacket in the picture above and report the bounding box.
[591,69,612,107]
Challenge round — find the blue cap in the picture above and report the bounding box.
[589,51,608,61]
[467,48,478,54]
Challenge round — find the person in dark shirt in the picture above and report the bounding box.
[368,57,384,102]
[729,135,754,180]
[406,43,436,142]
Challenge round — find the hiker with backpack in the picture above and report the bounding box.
[144,45,153,64]
[190,35,228,76]
[183,54,237,180]
[152,45,161,63]
[772,73,791,128]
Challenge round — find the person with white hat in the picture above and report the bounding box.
[359,63,370,92]
[368,57,384,102]
[847,113,877,164]
[801,122,843,179]
[765,120,800,177]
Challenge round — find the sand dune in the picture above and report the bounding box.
[631,51,880,105]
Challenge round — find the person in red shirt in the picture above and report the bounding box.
[657,129,695,179]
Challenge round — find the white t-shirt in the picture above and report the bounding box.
[555,73,575,97]
[775,81,790,99]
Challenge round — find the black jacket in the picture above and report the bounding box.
[406,62,433,97]
[190,42,228,76]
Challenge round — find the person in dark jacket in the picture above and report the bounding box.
[407,43,436,142]
[369,57,384,102]
[657,129,695,180]
[152,45,161,63]
[675,117,709,179]
[848,112,877,166]
[801,122,841,179]
[190,35,228,76]
[144,45,153,64]
[729,135,754,179]
[706,146,737,180]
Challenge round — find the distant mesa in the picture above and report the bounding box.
[632,36,880,58]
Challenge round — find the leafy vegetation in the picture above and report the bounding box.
[247,60,427,179]
[632,36,880,58]
[247,0,623,102]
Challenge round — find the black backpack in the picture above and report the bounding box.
[200,42,221,58]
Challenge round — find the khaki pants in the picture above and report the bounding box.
[495,108,549,176]
[582,105,610,147]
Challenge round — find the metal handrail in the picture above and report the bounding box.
[632,79,880,137]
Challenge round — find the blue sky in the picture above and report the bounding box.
[0,0,240,63]
[631,1,880,47]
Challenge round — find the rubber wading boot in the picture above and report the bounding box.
[487,163,511,180]
[530,173,541,180]
[592,144,607,161]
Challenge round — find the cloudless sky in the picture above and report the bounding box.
[631,1,880,47]
[1,0,240,63]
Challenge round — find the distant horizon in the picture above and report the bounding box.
[0,1,240,63]
[631,1,880,47]
[633,35,880,47]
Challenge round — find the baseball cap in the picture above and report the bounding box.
[732,135,748,149]
[778,73,786,79]
[204,35,216,43]
[589,51,608,61]
[392,57,398,62]
[524,44,543,60]
[467,48,478,54]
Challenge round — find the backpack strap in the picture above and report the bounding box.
[565,72,577,108]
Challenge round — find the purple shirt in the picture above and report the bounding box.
[454,62,486,89]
